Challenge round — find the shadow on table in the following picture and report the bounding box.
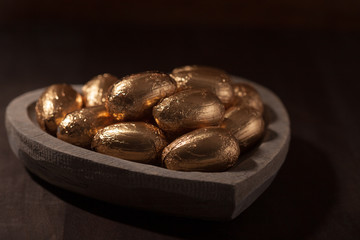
[29,136,338,239]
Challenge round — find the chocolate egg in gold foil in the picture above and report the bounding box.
[153,89,225,135]
[162,127,240,172]
[106,71,177,121]
[35,84,83,135]
[91,122,168,164]
[221,106,265,151]
[232,82,264,114]
[57,105,117,148]
[170,65,234,107]
[82,73,119,107]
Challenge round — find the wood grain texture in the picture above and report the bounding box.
[5,76,290,220]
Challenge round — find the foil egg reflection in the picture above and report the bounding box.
[106,71,177,121]
[162,127,240,172]
[92,122,168,164]
[82,73,119,107]
[171,65,234,107]
[153,89,225,136]
[57,105,117,148]
[35,84,83,135]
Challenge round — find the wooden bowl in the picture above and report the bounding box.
[5,76,290,221]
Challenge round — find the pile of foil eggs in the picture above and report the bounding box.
[35,66,265,172]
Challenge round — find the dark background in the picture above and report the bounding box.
[1,1,360,239]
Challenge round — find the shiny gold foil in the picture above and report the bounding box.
[221,106,265,151]
[106,71,177,121]
[162,127,240,172]
[82,73,119,107]
[232,82,264,114]
[91,122,168,164]
[170,65,234,107]
[35,84,83,135]
[57,105,117,148]
[153,89,225,136]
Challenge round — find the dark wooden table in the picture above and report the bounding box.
[1,24,359,239]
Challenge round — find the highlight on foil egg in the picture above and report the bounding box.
[35,83,83,135]
[232,82,264,114]
[57,105,118,148]
[170,65,235,107]
[162,127,240,172]
[221,106,265,151]
[91,122,168,164]
[82,73,119,107]
[106,71,177,121]
[153,89,225,136]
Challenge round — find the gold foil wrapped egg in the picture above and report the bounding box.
[82,73,119,107]
[232,82,264,114]
[162,127,240,172]
[153,89,225,136]
[91,122,168,164]
[57,105,117,148]
[35,84,83,135]
[106,71,177,121]
[170,65,234,107]
[221,106,265,151]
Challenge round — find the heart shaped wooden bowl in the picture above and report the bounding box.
[5,76,290,221]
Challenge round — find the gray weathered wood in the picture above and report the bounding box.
[5,76,290,221]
